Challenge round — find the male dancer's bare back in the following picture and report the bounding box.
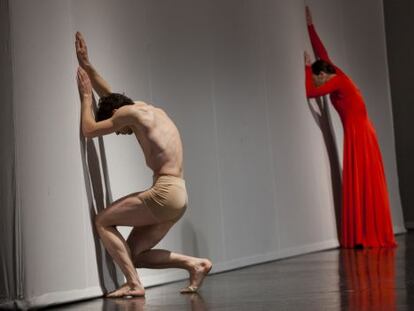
[76,32,212,298]
[129,102,183,177]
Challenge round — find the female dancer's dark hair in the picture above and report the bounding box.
[311,60,336,75]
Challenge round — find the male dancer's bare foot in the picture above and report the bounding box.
[106,282,145,298]
[180,258,212,294]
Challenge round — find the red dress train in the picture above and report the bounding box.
[305,24,396,248]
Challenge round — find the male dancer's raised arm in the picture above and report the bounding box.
[75,32,112,97]
[77,68,135,138]
[75,32,135,138]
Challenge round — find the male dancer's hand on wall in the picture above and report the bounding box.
[74,32,112,97]
[77,67,92,99]
[75,32,91,69]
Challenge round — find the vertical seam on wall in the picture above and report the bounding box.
[143,0,153,103]
[209,5,227,261]
[6,0,23,300]
[338,0,348,71]
[257,0,281,252]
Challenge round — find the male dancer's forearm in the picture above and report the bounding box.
[81,94,96,136]
[84,64,112,98]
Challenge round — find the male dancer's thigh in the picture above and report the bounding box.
[127,221,174,259]
[96,192,160,227]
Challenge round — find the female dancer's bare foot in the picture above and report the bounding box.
[180,258,212,294]
[106,282,145,298]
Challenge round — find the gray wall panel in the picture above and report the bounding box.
[383,0,414,228]
[0,0,18,303]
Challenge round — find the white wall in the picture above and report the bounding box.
[2,0,404,308]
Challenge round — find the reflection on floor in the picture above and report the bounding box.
[44,233,411,311]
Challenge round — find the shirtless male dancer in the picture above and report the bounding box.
[75,32,212,298]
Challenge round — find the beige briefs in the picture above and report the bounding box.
[139,175,188,223]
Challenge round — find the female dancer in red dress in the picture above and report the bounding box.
[304,7,396,248]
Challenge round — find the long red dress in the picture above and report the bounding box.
[305,24,396,248]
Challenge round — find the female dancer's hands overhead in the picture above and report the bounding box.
[306,6,313,26]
